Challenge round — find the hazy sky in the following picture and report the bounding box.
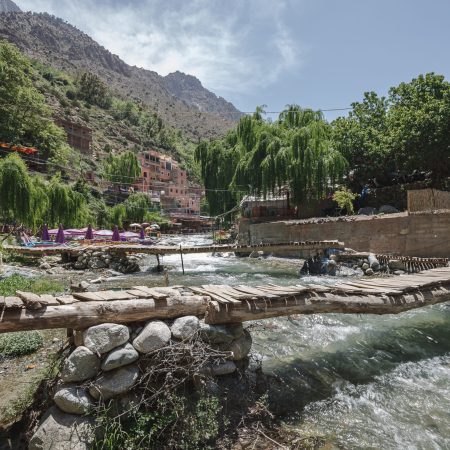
[16,0,450,121]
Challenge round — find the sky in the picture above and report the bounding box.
[16,0,450,121]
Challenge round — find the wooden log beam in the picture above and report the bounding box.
[0,296,209,333]
[204,286,450,324]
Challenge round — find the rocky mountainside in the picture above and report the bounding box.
[0,10,241,139]
[0,0,20,13]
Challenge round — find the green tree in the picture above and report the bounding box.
[77,72,112,109]
[387,73,450,185]
[103,151,141,187]
[0,153,33,224]
[0,41,69,159]
[332,187,358,215]
[332,92,389,190]
[124,193,152,223]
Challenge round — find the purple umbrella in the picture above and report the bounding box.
[112,225,120,242]
[139,227,145,240]
[85,224,94,240]
[55,224,65,244]
[41,224,50,241]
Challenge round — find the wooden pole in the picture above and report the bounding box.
[179,244,185,275]
[0,296,209,332]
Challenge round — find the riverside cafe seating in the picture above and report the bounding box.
[21,226,156,248]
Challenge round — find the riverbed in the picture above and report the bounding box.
[5,233,450,448]
[153,234,450,449]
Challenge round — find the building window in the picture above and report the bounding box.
[144,172,148,178]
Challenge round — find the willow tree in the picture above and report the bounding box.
[124,193,151,223]
[0,153,33,224]
[46,175,88,227]
[103,151,141,187]
[195,105,348,214]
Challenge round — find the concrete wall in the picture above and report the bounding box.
[238,211,450,257]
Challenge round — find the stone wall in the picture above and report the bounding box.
[238,211,450,258]
[29,318,252,449]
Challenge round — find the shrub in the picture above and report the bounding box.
[332,187,359,215]
[0,331,43,357]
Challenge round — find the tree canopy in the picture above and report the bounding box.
[0,40,69,160]
[103,151,141,186]
[195,106,347,215]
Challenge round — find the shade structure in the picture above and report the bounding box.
[120,231,140,240]
[112,225,120,242]
[41,224,50,241]
[85,224,94,240]
[139,227,145,239]
[55,224,65,244]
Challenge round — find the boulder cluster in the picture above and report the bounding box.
[29,318,252,449]
[73,249,140,273]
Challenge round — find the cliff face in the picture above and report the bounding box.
[0,0,20,13]
[0,11,241,139]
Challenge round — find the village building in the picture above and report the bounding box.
[135,149,203,216]
[54,117,92,155]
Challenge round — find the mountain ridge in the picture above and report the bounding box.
[0,0,20,13]
[0,10,241,139]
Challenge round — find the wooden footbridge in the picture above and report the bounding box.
[3,240,344,257]
[2,267,450,333]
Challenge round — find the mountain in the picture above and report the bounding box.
[164,71,241,121]
[0,0,20,13]
[0,10,241,139]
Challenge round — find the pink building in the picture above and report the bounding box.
[135,149,202,215]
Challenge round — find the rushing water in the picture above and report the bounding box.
[104,235,450,448]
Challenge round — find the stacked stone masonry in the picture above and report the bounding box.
[29,318,252,449]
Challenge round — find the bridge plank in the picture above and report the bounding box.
[132,286,167,300]
[203,286,242,304]
[56,295,78,305]
[16,291,43,309]
[95,291,138,301]
[39,295,60,306]
[189,286,230,304]
[3,296,24,309]
[72,292,105,302]
[233,285,279,299]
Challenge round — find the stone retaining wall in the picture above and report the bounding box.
[29,318,252,449]
[239,211,450,257]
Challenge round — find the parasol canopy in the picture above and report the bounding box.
[85,224,94,240]
[55,224,65,244]
[41,224,50,241]
[112,225,120,242]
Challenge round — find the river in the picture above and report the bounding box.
[62,235,450,448]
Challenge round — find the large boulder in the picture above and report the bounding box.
[29,406,95,450]
[83,323,129,354]
[170,316,200,340]
[89,365,139,400]
[132,321,171,354]
[379,204,399,214]
[60,346,100,382]
[53,385,94,415]
[220,329,252,361]
[200,360,237,376]
[101,343,139,371]
[358,206,378,215]
[199,322,244,344]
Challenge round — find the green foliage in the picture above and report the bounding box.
[123,193,151,223]
[0,41,68,160]
[46,174,88,227]
[93,393,222,450]
[195,105,348,215]
[333,73,450,189]
[77,72,112,109]
[0,153,33,223]
[0,274,63,296]
[0,331,43,357]
[103,151,141,186]
[332,187,358,215]
[110,203,126,228]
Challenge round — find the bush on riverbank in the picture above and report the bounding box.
[0,274,64,296]
[0,331,43,357]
